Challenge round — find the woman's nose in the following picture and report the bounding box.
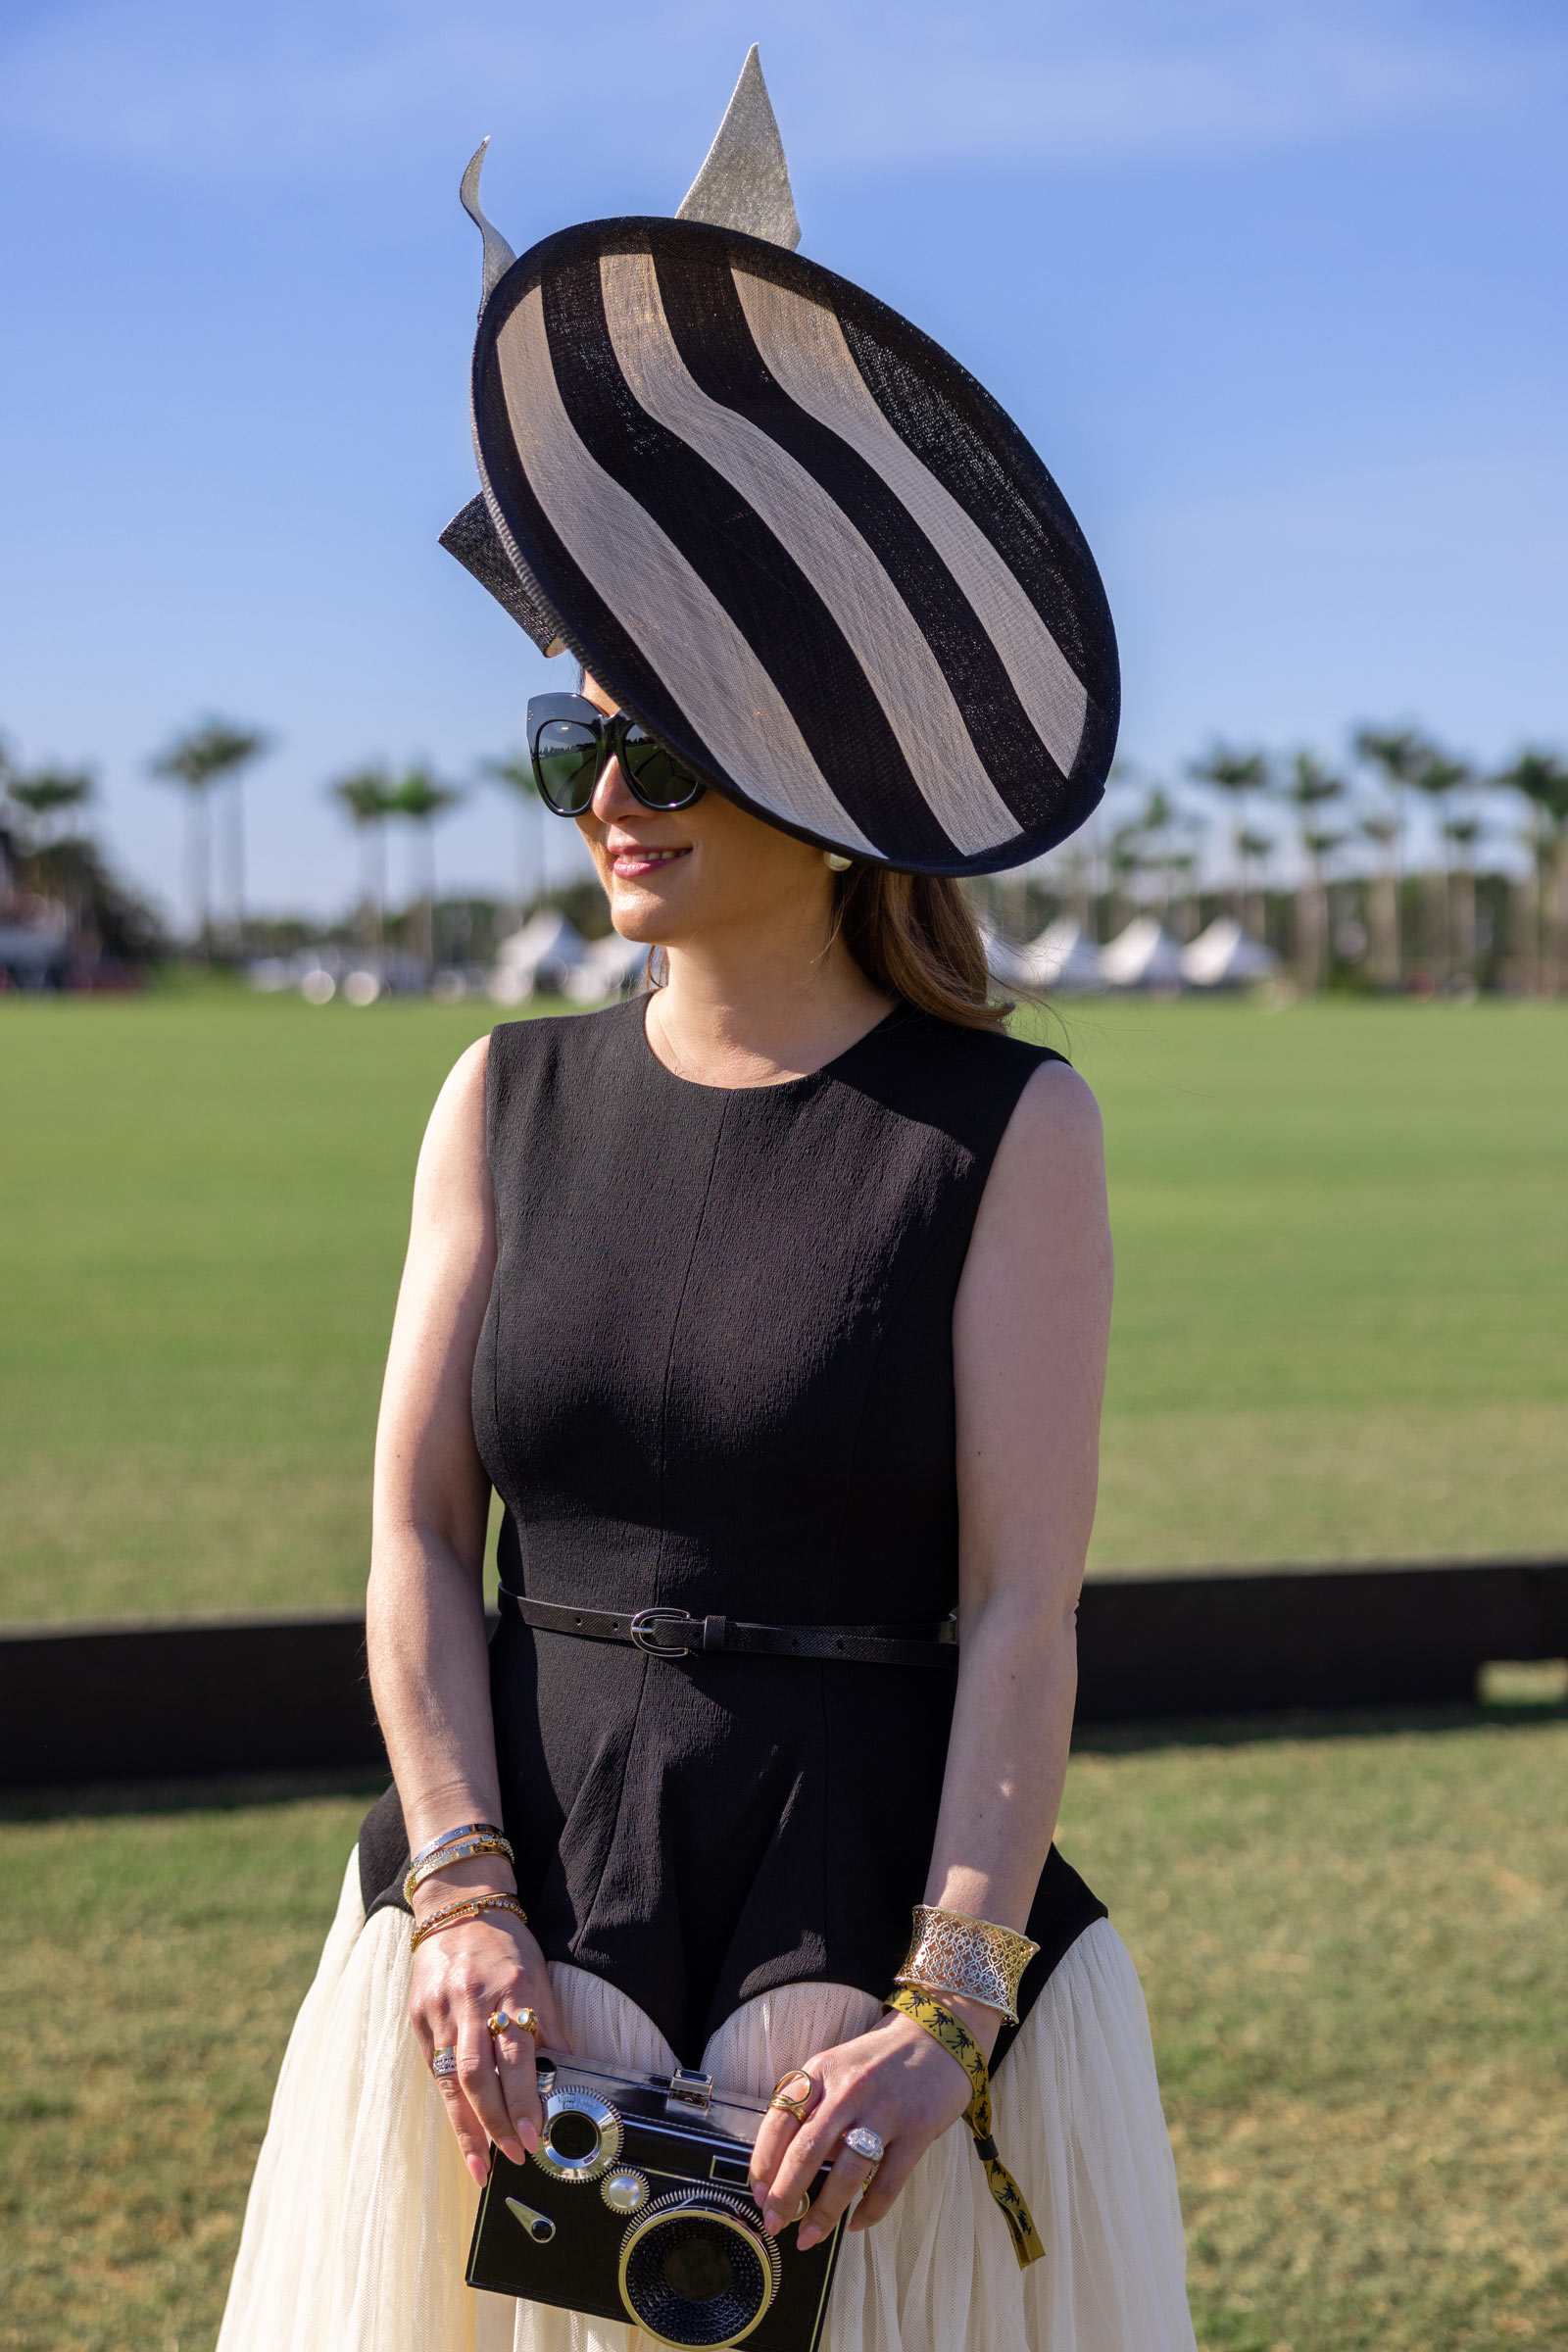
[590,756,640,822]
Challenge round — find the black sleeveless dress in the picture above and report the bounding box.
[360,998,1103,2070]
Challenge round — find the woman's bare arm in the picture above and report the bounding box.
[751,1058,1112,2242]
[367,1036,499,1838]
[366,1034,569,2184]
[927,1057,1111,1985]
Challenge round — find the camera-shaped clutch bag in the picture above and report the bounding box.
[466,2051,845,2350]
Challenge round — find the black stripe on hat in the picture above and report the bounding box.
[472,336,730,769]
[539,249,960,869]
[649,247,1071,841]
[839,318,1119,787]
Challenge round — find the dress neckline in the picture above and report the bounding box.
[636,997,907,1099]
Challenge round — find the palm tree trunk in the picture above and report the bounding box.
[1368,864,1397,989]
[1393,785,1406,982]
[1548,841,1568,1000]
[416,822,436,978]
[1509,866,1538,996]
[1421,868,1446,984]
[1450,864,1476,983]
[224,778,246,959]
[1298,863,1327,993]
[187,786,212,962]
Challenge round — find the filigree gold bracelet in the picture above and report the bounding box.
[894,1904,1040,2024]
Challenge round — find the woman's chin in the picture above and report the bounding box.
[607,878,689,944]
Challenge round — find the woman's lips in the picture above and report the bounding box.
[610,846,692,879]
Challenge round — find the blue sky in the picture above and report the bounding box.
[1,0,1564,922]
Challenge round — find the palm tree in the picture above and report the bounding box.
[331,770,398,948]
[1357,812,1399,990]
[148,719,271,959]
[387,768,463,978]
[1350,726,1430,987]
[1495,749,1568,996]
[6,767,97,934]
[7,766,94,842]
[484,752,547,918]
[1186,745,1270,935]
[1282,753,1346,992]
[1410,748,1471,987]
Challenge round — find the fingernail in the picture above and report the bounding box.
[521,2124,539,2154]
[762,2210,781,2236]
[798,2225,819,2250]
[502,2139,523,2165]
[467,2156,487,2186]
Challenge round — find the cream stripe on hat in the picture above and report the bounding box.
[493,284,876,856]
[732,268,1089,778]
[600,247,1017,858]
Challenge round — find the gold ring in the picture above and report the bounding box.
[768,2067,815,2122]
[487,2005,539,2039]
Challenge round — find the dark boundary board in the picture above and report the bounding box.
[1,1560,1565,1786]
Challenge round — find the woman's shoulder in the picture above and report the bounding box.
[854,1003,1074,1152]
[487,999,641,1080]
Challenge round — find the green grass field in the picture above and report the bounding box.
[1,991,1564,1624]
[3,1710,1563,2352]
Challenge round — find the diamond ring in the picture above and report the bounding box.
[843,2125,884,2167]
[431,2046,459,2079]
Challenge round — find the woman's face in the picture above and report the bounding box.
[573,673,832,950]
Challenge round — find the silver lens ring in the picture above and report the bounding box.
[530,2085,624,2184]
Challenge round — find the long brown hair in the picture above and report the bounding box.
[834,866,1008,1030]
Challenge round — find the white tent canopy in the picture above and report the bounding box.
[565,932,652,1004]
[1100,916,1186,991]
[1025,917,1105,995]
[1180,917,1278,988]
[489,907,585,1004]
[983,917,1105,996]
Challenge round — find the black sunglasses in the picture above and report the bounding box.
[526,695,707,817]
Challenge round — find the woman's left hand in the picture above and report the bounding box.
[748,2007,980,2249]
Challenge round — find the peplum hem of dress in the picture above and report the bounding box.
[362,998,1105,2068]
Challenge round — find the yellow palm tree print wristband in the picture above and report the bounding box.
[883,1986,1046,2269]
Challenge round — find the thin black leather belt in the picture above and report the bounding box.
[497,1587,959,1670]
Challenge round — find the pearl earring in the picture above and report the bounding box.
[824,852,853,872]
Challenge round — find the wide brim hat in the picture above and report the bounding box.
[442,50,1118,878]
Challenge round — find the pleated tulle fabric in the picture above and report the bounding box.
[217,1850,1195,2352]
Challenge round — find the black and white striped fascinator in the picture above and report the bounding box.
[441,48,1118,876]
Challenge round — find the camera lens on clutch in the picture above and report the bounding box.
[617,2190,781,2348]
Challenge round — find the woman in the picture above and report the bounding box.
[219,53,1195,2352]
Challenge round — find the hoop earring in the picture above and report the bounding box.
[824,853,853,872]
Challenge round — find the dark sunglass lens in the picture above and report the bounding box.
[534,720,600,814]
[621,726,700,809]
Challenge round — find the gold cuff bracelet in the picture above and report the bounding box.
[894,1904,1040,2025]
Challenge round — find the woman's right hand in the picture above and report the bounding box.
[408,1902,571,2186]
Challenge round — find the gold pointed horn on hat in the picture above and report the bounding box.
[676,43,801,251]
[460,136,518,308]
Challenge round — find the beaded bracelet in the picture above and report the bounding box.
[404,1833,515,1905]
[410,1893,528,1953]
[894,1904,1040,2025]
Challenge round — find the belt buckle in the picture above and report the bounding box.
[629,1607,696,1657]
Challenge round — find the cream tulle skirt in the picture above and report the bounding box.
[217,1850,1196,2352]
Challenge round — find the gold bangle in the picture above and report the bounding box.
[893,1904,1040,2025]
[403,1835,515,1904]
[410,1893,527,1952]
